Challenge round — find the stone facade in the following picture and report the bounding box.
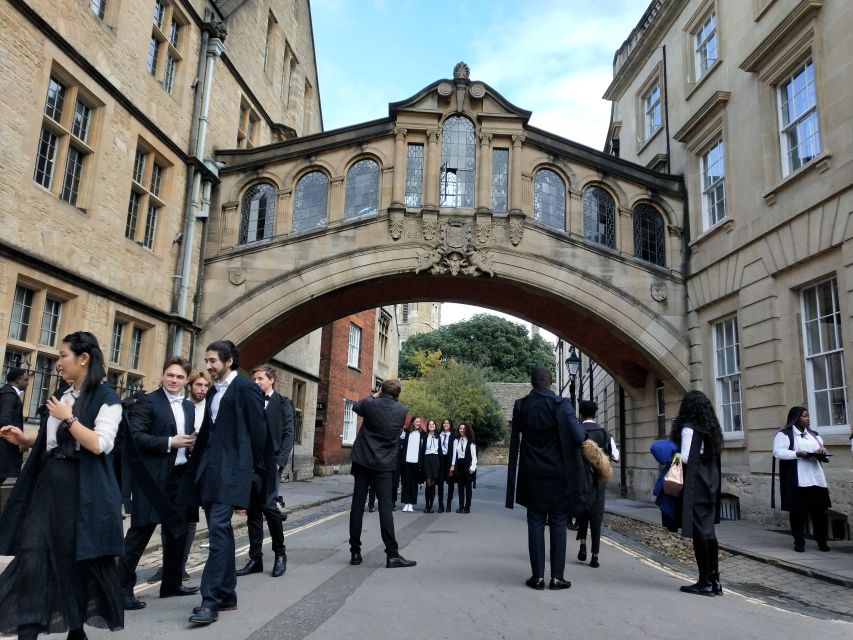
[397,302,442,343]
[600,0,853,525]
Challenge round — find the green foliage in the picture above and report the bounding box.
[399,360,505,448]
[407,348,443,377]
[399,314,555,382]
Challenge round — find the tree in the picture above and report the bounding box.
[399,360,505,448]
[399,314,555,382]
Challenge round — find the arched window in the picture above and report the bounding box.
[583,186,616,249]
[533,169,566,230]
[440,116,476,208]
[292,171,328,233]
[633,203,666,266]
[239,182,276,244]
[344,159,379,219]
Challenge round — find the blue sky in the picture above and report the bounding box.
[311,0,648,337]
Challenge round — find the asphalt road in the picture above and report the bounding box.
[71,467,853,640]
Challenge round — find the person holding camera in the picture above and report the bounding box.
[773,406,831,553]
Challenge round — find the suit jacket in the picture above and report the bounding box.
[438,431,456,471]
[0,384,24,477]
[181,374,270,509]
[126,388,194,526]
[350,394,409,472]
[266,391,295,467]
[506,387,588,514]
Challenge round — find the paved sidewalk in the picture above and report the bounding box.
[605,495,853,587]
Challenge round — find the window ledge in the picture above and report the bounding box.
[723,432,745,445]
[685,58,723,100]
[816,427,850,443]
[341,441,354,448]
[637,125,664,155]
[763,150,832,205]
[689,217,734,248]
[347,365,361,372]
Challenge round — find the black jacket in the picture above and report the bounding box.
[350,394,409,472]
[125,388,194,526]
[0,384,24,477]
[0,383,124,560]
[506,387,587,514]
[266,391,295,467]
[181,374,270,509]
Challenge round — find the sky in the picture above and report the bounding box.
[311,0,647,340]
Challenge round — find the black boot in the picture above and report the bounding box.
[271,550,287,577]
[424,485,435,513]
[708,538,722,595]
[236,558,263,576]
[680,538,714,596]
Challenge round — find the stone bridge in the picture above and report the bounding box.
[199,63,688,395]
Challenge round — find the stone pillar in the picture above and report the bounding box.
[476,132,493,212]
[220,201,239,251]
[619,207,634,257]
[276,188,292,236]
[424,128,441,210]
[328,177,345,224]
[510,133,525,214]
[391,127,407,207]
[381,165,394,210]
[568,187,583,236]
[667,224,682,269]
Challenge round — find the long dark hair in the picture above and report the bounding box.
[671,390,722,455]
[458,421,475,443]
[63,331,106,416]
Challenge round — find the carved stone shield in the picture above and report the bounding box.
[443,219,468,250]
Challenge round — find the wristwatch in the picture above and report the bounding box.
[61,415,79,429]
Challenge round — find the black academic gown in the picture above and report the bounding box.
[0,384,24,478]
[266,391,295,467]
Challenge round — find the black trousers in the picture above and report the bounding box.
[200,502,236,609]
[118,521,185,597]
[349,464,399,556]
[246,492,285,562]
[527,509,567,580]
[789,486,829,546]
[576,507,604,554]
[455,461,472,509]
[367,478,376,509]
[400,462,419,504]
[391,466,400,505]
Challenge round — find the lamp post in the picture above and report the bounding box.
[566,347,581,408]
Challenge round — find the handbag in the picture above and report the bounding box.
[662,453,684,497]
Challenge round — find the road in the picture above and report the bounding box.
[71,467,853,639]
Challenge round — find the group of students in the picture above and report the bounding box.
[392,418,477,514]
[0,332,296,638]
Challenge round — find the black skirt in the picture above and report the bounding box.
[423,454,440,480]
[0,455,124,635]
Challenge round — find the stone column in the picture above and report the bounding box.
[381,165,394,210]
[391,127,407,207]
[276,188,292,236]
[568,187,583,236]
[619,207,634,257]
[220,201,239,250]
[424,128,441,210]
[476,132,493,212]
[328,177,345,224]
[510,134,525,214]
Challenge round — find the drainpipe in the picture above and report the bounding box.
[619,386,627,498]
[662,45,672,174]
[188,179,212,362]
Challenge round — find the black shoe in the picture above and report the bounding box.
[193,600,236,613]
[236,559,263,576]
[188,607,219,625]
[123,595,147,610]
[350,552,363,565]
[424,508,433,513]
[147,567,163,583]
[386,555,417,568]
[438,505,445,513]
[794,543,805,552]
[456,507,464,513]
[680,580,715,596]
[818,544,830,552]
[525,577,545,590]
[182,569,191,581]
[271,551,287,577]
[368,505,375,513]
[463,507,470,513]
[160,585,200,598]
[589,555,600,568]
[549,578,571,590]
[391,504,397,512]
[710,571,723,596]
[577,545,587,562]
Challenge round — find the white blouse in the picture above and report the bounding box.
[773,428,827,488]
[405,431,421,463]
[46,386,121,455]
[424,434,439,455]
[452,437,477,471]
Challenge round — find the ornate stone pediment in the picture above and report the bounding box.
[408,217,495,277]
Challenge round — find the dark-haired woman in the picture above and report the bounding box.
[671,390,722,597]
[450,422,477,513]
[399,417,424,512]
[773,407,831,552]
[0,332,125,639]
[437,418,456,513]
[422,420,440,512]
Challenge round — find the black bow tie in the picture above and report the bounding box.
[265,395,271,401]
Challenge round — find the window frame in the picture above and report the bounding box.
[292,170,329,234]
[582,185,616,249]
[342,398,357,446]
[777,58,821,177]
[347,323,362,369]
[404,143,424,208]
[147,0,186,96]
[700,137,727,230]
[439,116,477,209]
[238,182,277,245]
[532,168,566,231]
[632,203,667,267]
[491,148,509,213]
[713,315,743,439]
[237,99,261,149]
[378,311,391,363]
[125,140,169,251]
[636,65,665,150]
[344,158,380,220]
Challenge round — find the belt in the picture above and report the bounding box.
[46,448,79,460]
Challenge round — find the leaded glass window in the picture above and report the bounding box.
[142,203,158,249]
[405,144,424,208]
[125,190,141,239]
[533,169,566,230]
[440,116,476,208]
[583,186,616,248]
[239,183,277,244]
[90,0,106,19]
[60,146,84,206]
[292,172,328,233]
[72,101,92,142]
[44,77,65,122]
[344,159,379,219]
[633,204,666,267]
[39,298,63,347]
[110,320,125,364]
[9,286,34,341]
[491,148,509,212]
[33,128,58,189]
[28,355,57,418]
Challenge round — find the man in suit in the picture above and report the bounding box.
[0,367,28,485]
[234,366,294,578]
[348,379,416,569]
[185,341,271,625]
[118,357,200,609]
[506,365,587,591]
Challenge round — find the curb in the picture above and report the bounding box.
[604,507,853,589]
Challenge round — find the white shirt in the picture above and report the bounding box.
[424,434,439,455]
[12,385,24,398]
[210,370,237,423]
[439,431,451,454]
[46,386,121,455]
[193,398,206,434]
[582,419,620,462]
[164,390,189,466]
[680,427,706,463]
[773,428,827,488]
[405,431,421,463]
[452,437,477,471]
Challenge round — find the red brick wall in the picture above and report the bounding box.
[314,309,376,467]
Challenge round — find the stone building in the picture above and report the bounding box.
[595,0,852,523]
[397,301,442,343]
[0,0,323,473]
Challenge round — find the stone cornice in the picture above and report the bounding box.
[740,0,824,72]
[673,91,732,142]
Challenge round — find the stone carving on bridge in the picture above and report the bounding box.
[651,284,668,302]
[229,267,247,286]
[414,218,495,277]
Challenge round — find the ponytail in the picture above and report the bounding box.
[62,331,106,416]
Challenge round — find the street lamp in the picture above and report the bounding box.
[566,347,581,407]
